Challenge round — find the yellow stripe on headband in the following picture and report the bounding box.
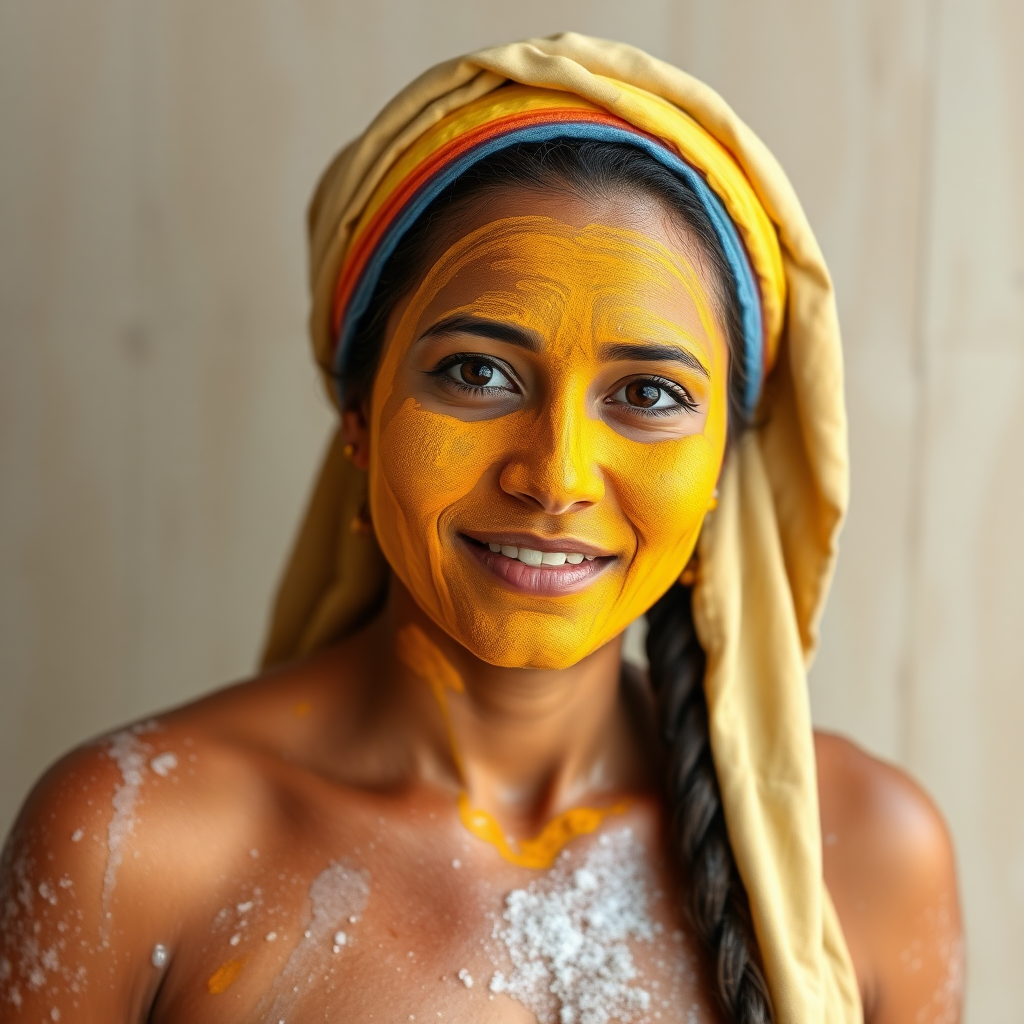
[349,88,604,249]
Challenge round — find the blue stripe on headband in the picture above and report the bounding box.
[337,121,763,417]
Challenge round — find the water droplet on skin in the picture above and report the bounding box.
[151,944,169,969]
[70,829,83,843]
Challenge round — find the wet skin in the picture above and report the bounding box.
[0,193,962,1024]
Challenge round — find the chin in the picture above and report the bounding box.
[483,648,589,671]
[453,609,612,671]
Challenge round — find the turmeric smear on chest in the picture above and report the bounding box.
[207,956,245,994]
[397,624,629,869]
[458,792,629,869]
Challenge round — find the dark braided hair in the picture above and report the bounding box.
[647,584,773,1022]
[342,139,774,1024]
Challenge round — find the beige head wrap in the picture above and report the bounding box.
[262,33,861,1023]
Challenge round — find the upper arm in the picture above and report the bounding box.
[1,731,180,1023]
[817,733,964,1024]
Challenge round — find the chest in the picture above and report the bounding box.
[151,798,723,1024]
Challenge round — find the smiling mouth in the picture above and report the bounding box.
[459,535,615,595]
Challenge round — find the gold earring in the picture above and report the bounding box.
[343,442,356,460]
[350,499,373,536]
[680,553,699,588]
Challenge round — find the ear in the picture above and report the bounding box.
[341,401,371,472]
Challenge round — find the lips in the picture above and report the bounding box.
[459,534,614,595]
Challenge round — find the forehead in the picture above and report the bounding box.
[402,190,725,345]
[424,187,709,285]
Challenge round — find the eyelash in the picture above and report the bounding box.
[427,355,698,415]
[426,353,521,395]
[609,376,699,418]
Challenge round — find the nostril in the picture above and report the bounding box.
[498,458,604,515]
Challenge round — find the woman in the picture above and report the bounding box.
[0,35,961,1024]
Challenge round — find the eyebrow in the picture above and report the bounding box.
[418,314,542,352]
[600,342,710,379]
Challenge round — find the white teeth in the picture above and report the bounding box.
[485,542,600,566]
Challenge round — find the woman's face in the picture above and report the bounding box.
[365,190,729,669]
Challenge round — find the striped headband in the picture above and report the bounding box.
[331,84,786,419]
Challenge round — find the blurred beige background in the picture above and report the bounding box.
[1,1,1021,1020]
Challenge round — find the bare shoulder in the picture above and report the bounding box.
[814,731,964,1024]
[0,642,369,1021]
[0,710,273,1020]
[815,731,955,880]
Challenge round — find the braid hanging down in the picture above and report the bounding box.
[646,583,775,1024]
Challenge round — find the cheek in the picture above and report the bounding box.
[611,432,720,562]
[374,397,507,524]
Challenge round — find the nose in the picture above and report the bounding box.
[499,393,605,515]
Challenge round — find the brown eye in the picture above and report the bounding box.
[624,381,662,408]
[437,355,516,393]
[461,360,494,386]
[609,376,694,415]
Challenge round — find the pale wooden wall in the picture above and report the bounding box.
[1,2,1020,1020]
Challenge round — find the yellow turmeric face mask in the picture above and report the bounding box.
[368,209,729,670]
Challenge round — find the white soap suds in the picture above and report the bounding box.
[101,726,157,926]
[457,968,474,988]
[260,860,370,1022]
[489,828,654,1024]
[70,829,83,843]
[151,944,169,968]
[211,883,265,954]
[0,839,90,1003]
[149,752,178,777]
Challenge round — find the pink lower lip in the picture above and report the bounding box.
[459,536,613,596]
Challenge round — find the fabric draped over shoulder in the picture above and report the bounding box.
[261,32,861,1024]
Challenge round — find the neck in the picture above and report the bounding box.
[382,579,651,833]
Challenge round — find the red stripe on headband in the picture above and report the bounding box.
[330,106,653,341]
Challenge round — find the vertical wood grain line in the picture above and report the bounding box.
[898,0,942,766]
